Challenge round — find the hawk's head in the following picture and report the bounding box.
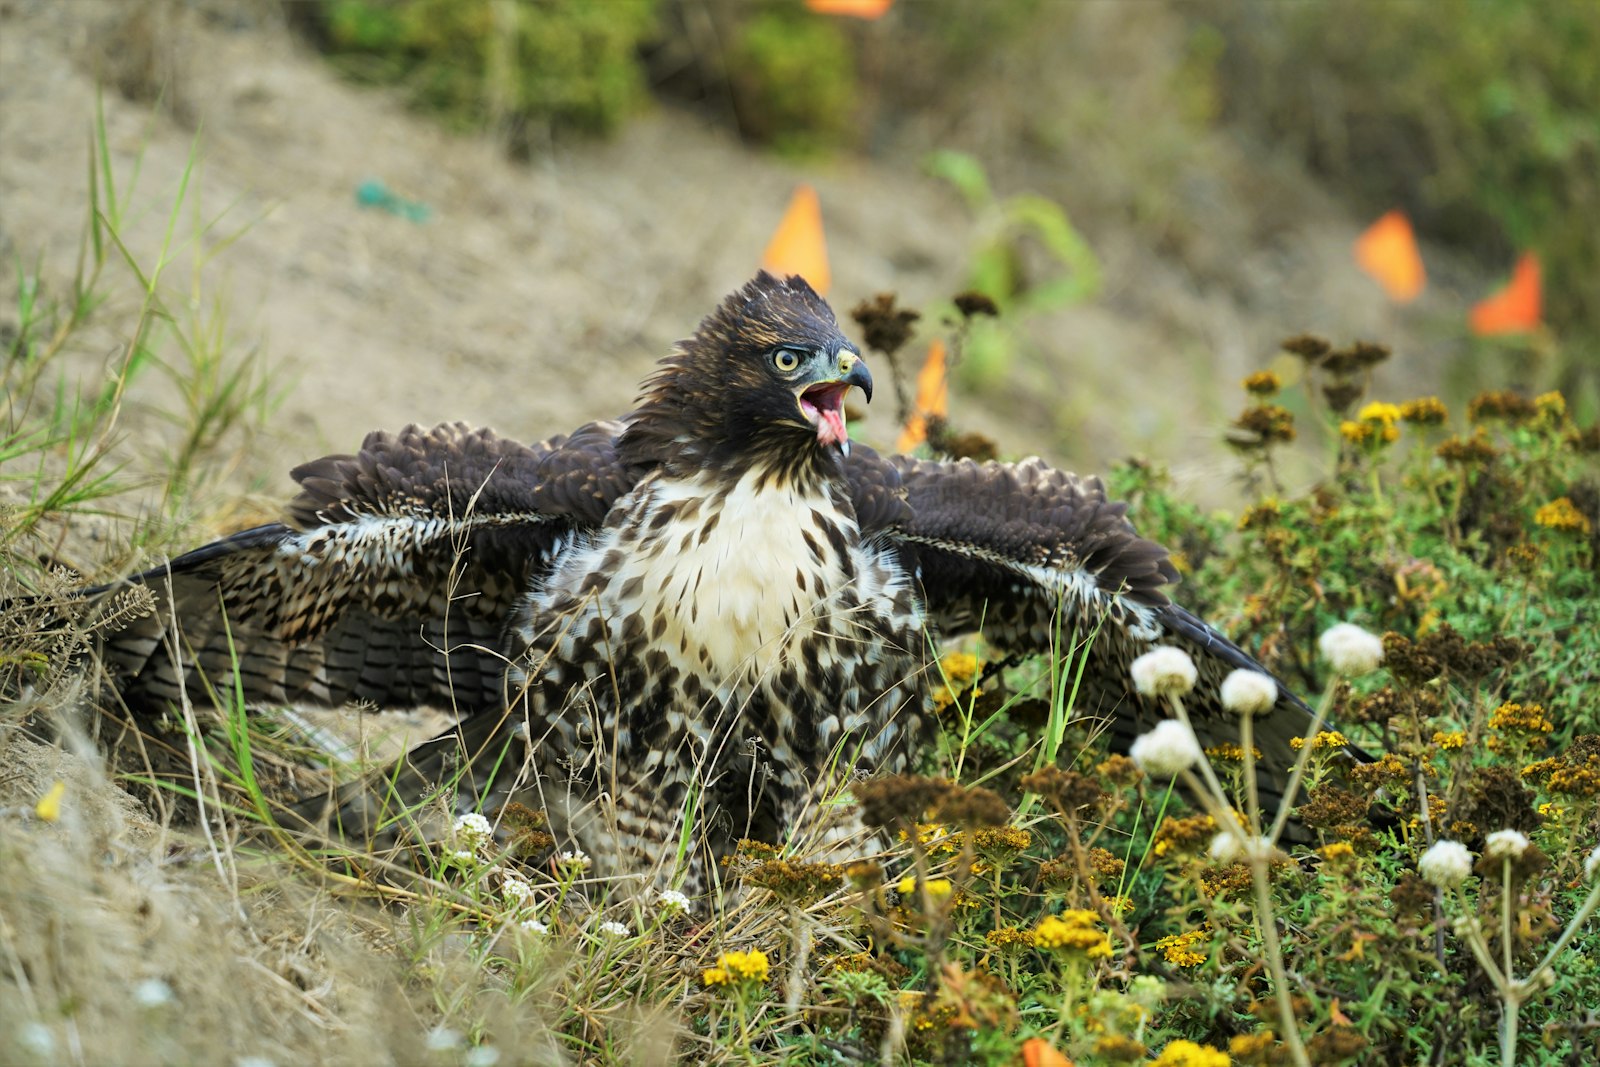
[622,272,873,478]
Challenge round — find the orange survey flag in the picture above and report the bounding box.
[1021,1036,1074,1067]
[762,184,831,296]
[1470,253,1542,335]
[896,339,948,452]
[1354,210,1426,302]
[806,0,894,18]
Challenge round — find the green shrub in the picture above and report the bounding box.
[1198,1,1600,370]
[319,0,658,147]
[724,5,858,155]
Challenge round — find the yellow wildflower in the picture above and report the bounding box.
[896,876,953,900]
[1534,497,1592,535]
[1431,731,1466,750]
[702,948,769,987]
[932,651,981,710]
[1534,391,1566,418]
[1289,730,1348,751]
[1358,401,1402,425]
[1032,911,1114,958]
[1320,841,1356,861]
[1154,929,1207,968]
[1151,1038,1230,1066]
[1490,702,1554,736]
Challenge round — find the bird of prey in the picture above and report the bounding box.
[80,272,1320,889]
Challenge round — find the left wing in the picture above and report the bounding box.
[88,420,635,719]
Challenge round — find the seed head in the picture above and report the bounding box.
[1129,720,1202,778]
[1220,669,1277,716]
[1318,623,1385,676]
[1418,840,1473,888]
[1131,646,1198,697]
[1483,829,1531,860]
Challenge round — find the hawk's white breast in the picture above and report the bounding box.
[626,468,850,682]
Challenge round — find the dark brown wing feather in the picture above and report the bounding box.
[93,421,635,717]
[845,447,1330,816]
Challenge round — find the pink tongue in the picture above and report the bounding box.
[816,406,848,446]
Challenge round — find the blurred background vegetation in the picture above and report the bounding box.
[292,0,1597,399]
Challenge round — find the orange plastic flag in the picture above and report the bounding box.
[1354,210,1426,302]
[805,0,894,18]
[762,184,831,296]
[896,339,948,452]
[1470,253,1542,335]
[1021,1037,1074,1067]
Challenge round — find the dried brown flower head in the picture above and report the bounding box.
[1281,334,1331,361]
[854,775,960,832]
[1021,766,1104,813]
[743,859,845,903]
[938,783,1012,829]
[1400,397,1448,425]
[1468,390,1536,423]
[1296,784,1371,830]
[1229,404,1297,448]
[1451,765,1540,838]
[1307,1025,1368,1061]
[1096,753,1143,787]
[1321,379,1366,414]
[952,291,999,318]
[850,293,920,357]
[1436,429,1499,465]
[1319,346,1367,376]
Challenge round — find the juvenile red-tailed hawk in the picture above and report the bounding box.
[83,273,1320,887]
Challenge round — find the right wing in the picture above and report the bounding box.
[92,421,636,717]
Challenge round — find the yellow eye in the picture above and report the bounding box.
[772,349,801,373]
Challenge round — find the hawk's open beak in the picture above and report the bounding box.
[798,351,871,454]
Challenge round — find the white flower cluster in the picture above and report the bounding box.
[1418,840,1473,888]
[657,888,692,914]
[519,918,551,936]
[1220,669,1277,716]
[500,875,534,906]
[598,920,632,938]
[556,849,592,871]
[1128,719,1202,777]
[453,812,494,848]
[1130,647,1198,698]
[1318,623,1384,676]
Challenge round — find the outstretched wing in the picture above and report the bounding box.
[845,447,1324,812]
[93,421,635,717]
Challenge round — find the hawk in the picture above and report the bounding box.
[81,272,1322,888]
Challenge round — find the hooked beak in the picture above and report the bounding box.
[798,350,871,455]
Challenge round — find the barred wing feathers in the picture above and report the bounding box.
[97,421,633,716]
[847,449,1322,810]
